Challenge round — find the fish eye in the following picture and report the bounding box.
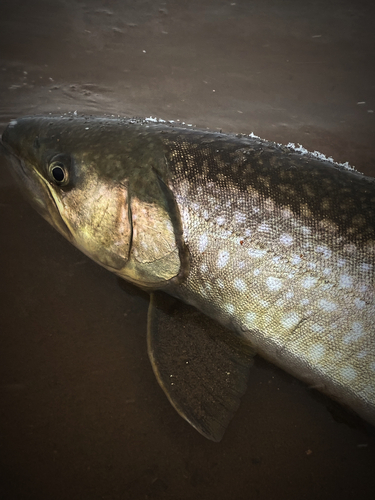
[48,154,71,186]
[52,164,65,182]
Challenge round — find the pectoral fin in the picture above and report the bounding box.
[147,291,254,441]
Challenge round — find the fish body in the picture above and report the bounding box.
[1,116,375,439]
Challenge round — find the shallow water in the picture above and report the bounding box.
[1,1,375,499]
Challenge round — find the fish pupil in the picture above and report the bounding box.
[52,165,65,182]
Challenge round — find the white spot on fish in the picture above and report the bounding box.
[221,229,232,238]
[244,228,252,237]
[198,233,208,253]
[217,250,229,268]
[301,226,311,235]
[361,263,373,272]
[318,299,337,312]
[235,212,246,224]
[280,233,294,246]
[343,322,364,344]
[292,255,301,265]
[245,312,257,326]
[216,216,226,226]
[248,248,267,258]
[266,277,283,291]
[234,278,247,293]
[280,311,300,330]
[354,298,366,309]
[310,324,324,333]
[285,291,294,299]
[200,264,208,273]
[357,350,367,359]
[259,300,269,308]
[258,222,270,232]
[339,274,353,288]
[301,276,318,289]
[309,344,325,361]
[300,298,310,305]
[276,298,285,306]
[340,367,357,382]
[321,284,333,291]
[323,268,332,276]
[238,261,245,269]
[253,268,260,276]
[316,245,332,259]
[225,303,235,314]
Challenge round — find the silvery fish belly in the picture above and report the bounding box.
[1,116,374,441]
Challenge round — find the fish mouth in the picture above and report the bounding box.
[1,135,72,242]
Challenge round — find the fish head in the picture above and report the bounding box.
[1,116,187,288]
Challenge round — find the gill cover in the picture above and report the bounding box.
[123,171,188,288]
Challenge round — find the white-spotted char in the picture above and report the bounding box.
[1,115,374,439]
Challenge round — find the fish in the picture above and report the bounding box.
[1,115,375,441]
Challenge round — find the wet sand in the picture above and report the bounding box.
[0,1,375,499]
